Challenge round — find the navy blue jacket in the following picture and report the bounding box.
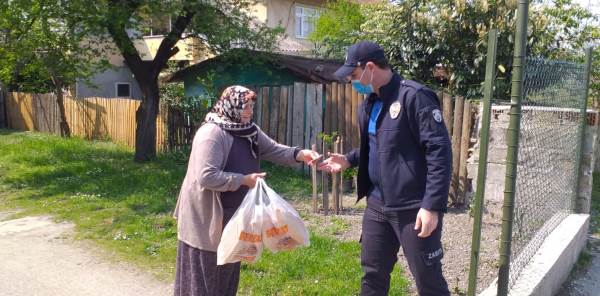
[345,73,452,212]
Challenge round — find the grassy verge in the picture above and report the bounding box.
[590,173,600,236]
[0,129,409,295]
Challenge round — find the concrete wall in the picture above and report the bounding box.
[75,66,143,99]
[479,214,590,296]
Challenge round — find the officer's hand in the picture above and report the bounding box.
[317,153,350,173]
[414,208,439,238]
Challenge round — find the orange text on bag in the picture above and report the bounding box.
[266,225,289,237]
[239,231,261,243]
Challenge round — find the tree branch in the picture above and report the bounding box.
[153,2,197,73]
[105,0,147,80]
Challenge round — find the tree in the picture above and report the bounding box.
[0,0,110,137]
[86,0,283,162]
[309,0,364,59]
[311,0,599,98]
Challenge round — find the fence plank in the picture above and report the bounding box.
[261,87,270,134]
[344,84,352,152]
[305,84,316,152]
[351,88,359,148]
[458,100,472,204]
[286,86,293,146]
[270,87,280,141]
[337,84,345,144]
[255,88,263,128]
[313,84,323,149]
[292,83,305,149]
[331,82,338,134]
[277,87,288,144]
[443,93,453,138]
[450,96,464,204]
[324,83,332,135]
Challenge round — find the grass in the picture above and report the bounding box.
[0,129,409,295]
[590,173,600,237]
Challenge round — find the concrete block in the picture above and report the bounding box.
[479,214,590,296]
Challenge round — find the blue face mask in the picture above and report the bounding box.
[351,68,374,94]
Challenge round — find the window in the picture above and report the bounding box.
[142,16,172,36]
[115,83,131,98]
[295,5,319,39]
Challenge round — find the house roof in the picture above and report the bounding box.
[165,49,343,84]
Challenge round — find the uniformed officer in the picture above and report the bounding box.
[319,41,452,296]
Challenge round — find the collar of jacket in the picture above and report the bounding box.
[366,72,403,104]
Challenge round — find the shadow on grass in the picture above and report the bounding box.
[0,131,411,291]
[0,132,184,215]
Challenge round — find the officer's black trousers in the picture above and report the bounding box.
[360,206,450,296]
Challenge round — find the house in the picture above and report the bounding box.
[254,0,326,56]
[75,0,328,99]
[166,48,342,98]
[74,19,204,100]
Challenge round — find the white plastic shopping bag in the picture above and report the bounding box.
[259,179,310,252]
[217,181,265,265]
[217,178,310,265]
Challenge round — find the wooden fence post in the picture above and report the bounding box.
[332,137,340,214]
[458,100,473,204]
[339,137,344,209]
[450,96,465,205]
[443,93,453,137]
[312,143,318,213]
[322,140,329,215]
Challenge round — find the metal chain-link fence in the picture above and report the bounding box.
[508,58,588,287]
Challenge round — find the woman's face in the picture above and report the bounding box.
[240,94,255,123]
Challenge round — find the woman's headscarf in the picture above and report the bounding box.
[204,85,259,158]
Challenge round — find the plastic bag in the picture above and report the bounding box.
[260,179,310,252]
[217,181,265,265]
[217,179,310,265]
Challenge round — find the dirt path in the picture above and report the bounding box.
[298,196,503,296]
[0,212,172,296]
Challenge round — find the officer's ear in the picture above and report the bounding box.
[365,61,376,72]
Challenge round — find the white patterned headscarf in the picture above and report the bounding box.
[204,85,259,158]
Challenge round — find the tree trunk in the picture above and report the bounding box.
[134,81,160,162]
[52,79,71,137]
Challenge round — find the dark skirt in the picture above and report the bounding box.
[174,209,241,296]
[173,240,241,296]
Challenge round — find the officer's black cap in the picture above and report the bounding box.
[334,41,386,81]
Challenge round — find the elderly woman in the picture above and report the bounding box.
[173,85,319,296]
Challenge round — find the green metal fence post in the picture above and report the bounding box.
[575,47,595,214]
[467,29,498,296]
[497,0,529,294]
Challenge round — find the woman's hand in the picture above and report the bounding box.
[242,172,266,188]
[296,149,322,166]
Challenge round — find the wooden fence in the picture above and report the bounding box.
[4,92,168,151]
[249,84,474,205]
[2,84,475,204]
